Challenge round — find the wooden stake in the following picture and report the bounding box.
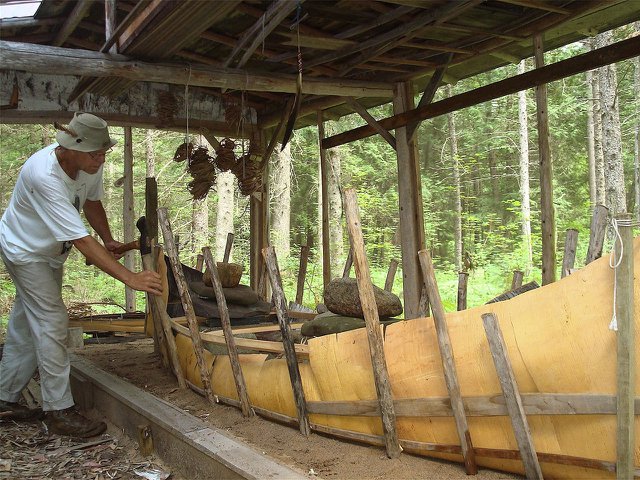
[418,248,477,474]
[614,214,634,480]
[195,254,204,272]
[202,247,254,417]
[586,204,609,264]
[511,271,524,290]
[342,247,353,279]
[262,246,311,436]
[481,313,543,479]
[142,245,186,389]
[344,189,401,459]
[318,111,332,289]
[457,271,468,311]
[561,229,578,278]
[223,233,234,262]
[418,284,430,317]
[295,245,310,305]
[384,258,399,292]
[158,208,215,405]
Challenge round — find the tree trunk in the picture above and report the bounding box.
[327,144,344,277]
[270,142,291,260]
[596,31,627,215]
[589,39,606,206]
[518,60,533,275]
[447,85,463,272]
[145,129,156,178]
[191,198,209,255]
[634,22,640,222]
[586,68,597,208]
[215,171,235,261]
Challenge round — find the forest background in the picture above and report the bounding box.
[0,26,639,324]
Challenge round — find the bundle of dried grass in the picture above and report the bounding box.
[232,150,263,196]
[214,138,237,172]
[187,145,215,200]
[173,142,193,162]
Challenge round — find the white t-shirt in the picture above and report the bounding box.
[0,144,104,267]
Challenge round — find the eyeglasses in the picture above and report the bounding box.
[88,148,113,159]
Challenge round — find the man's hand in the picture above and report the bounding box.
[104,239,126,260]
[127,271,163,297]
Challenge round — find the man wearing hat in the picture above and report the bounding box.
[0,112,163,437]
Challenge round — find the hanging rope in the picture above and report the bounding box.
[607,216,636,331]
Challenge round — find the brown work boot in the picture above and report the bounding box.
[44,407,107,438]
[0,399,43,420]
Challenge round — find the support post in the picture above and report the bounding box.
[511,271,524,290]
[481,313,543,480]
[202,247,254,417]
[561,229,578,278]
[250,137,269,291]
[158,208,215,406]
[262,246,311,436]
[457,272,469,311]
[615,214,635,480]
[344,189,401,459]
[318,110,332,289]
[295,245,310,305]
[418,248,477,474]
[534,35,557,285]
[123,127,136,312]
[223,232,234,262]
[586,204,609,264]
[384,258,399,292]
[394,81,425,318]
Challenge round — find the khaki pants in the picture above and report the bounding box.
[0,251,74,411]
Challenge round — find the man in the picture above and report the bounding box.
[0,112,163,437]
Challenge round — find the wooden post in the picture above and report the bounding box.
[586,204,609,264]
[481,313,543,480]
[262,246,311,436]
[344,189,402,459]
[342,247,353,279]
[318,110,332,289]
[418,248,477,474]
[534,35,557,286]
[202,247,254,417]
[123,127,136,312]
[394,81,426,318]
[249,149,268,291]
[457,271,468,311]
[614,214,634,480]
[295,245,310,305]
[195,254,204,272]
[418,284,430,318]
[561,229,578,278]
[141,245,185,389]
[223,232,234,262]
[145,177,158,244]
[384,258,399,292]
[158,208,216,406]
[511,271,524,290]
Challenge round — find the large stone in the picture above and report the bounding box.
[190,281,260,306]
[323,277,403,318]
[300,311,400,337]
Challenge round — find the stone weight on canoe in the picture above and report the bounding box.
[324,277,402,318]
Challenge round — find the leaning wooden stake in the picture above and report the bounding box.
[158,208,216,406]
[586,204,609,264]
[141,243,186,389]
[202,247,254,417]
[223,232,234,262]
[296,245,310,305]
[384,258,399,292]
[418,248,477,474]
[344,189,402,459]
[561,229,578,278]
[457,271,469,311]
[511,270,524,290]
[614,214,635,480]
[262,246,311,436]
[342,247,353,279]
[195,254,204,272]
[481,313,543,480]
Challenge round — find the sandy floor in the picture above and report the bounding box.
[74,335,523,480]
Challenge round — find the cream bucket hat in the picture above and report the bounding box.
[55,112,117,152]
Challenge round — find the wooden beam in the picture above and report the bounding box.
[318,111,332,289]
[535,35,556,286]
[481,313,543,479]
[0,41,393,98]
[497,0,571,14]
[52,1,93,47]
[344,97,396,150]
[322,35,640,148]
[344,189,401,459]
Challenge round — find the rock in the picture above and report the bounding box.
[190,282,260,306]
[301,312,400,337]
[323,278,402,318]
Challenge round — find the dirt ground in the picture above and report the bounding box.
[74,335,523,480]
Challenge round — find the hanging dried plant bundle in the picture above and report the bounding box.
[232,149,263,196]
[173,142,193,162]
[186,145,216,200]
[214,137,237,171]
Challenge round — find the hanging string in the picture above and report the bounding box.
[607,216,636,331]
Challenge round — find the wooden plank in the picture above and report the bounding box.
[261,246,311,436]
[317,111,332,289]
[344,189,401,459]
[158,208,215,405]
[615,214,635,480]
[223,233,234,263]
[342,247,353,279]
[322,35,640,148]
[586,204,609,264]
[534,35,556,286]
[202,247,254,417]
[418,248,477,474]
[561,229,578,278]
[344,97,396,149]
[295,245,310,305]
[457,271,468,311]
[384,258,399,292]
[481,313,543,479]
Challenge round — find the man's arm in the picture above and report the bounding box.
[72,235,162,295]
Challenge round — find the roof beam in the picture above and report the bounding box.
[0,40,393,98]
[52,0,93,46]
[322,34,640,149]
[344,97,396,150]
